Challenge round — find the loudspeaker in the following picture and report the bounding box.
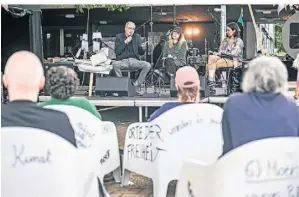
[170,75,209,98]
[95,75,136,97]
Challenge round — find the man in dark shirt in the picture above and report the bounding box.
[1,51,77,147]
[112,21,151,87]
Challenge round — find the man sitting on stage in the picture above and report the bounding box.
[112,21,151,87]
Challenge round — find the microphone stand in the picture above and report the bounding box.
[98,39,116,53]
[134,6,162,94]
[135,6,162,67]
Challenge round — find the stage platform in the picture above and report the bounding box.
[39,91,298,122]
[39,83,299,121]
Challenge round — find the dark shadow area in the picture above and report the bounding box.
[1,8,30,71]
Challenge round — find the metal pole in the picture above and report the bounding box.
[150,5,153,66]
[173,5,176,26]
[143,25,147,62]
[220,5,226,42]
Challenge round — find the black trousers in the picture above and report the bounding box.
[164,58,180,75]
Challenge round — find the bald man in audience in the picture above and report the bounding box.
[1,51,77,146]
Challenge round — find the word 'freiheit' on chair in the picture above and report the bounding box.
[176,137,299,197]
[1,127,92,197]
[44,105,121,185]
[121,103,224,197]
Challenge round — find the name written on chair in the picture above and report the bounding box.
[12,145,51,167]
[75,122,96,148]
[244,157,299,197]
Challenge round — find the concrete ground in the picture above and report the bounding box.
[100,107,177,197]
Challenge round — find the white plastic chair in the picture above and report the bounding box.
[45,105,121,184]
[1,127,89,197]
[122,103,224,197]
[100,121,121,183]
[176,137,299,197]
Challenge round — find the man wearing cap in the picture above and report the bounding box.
[162,26,188,76]
[148,66,200,121]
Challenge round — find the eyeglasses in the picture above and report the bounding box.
[126,27,135,30]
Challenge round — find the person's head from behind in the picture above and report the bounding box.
[242,56,288,94]
[46,66,79,100]
[3,51,45,102]
[226,22,240,38]
[175,66,200,102]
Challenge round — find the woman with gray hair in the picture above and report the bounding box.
[40,66,102,120]
[221,56,299,155]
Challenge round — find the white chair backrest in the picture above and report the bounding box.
[123,122,159,179]
[2,127,83,197]
[122,103,223,197]
[98,121,121,182]
[152,103,223,168]
[176,137,299,197]
[213,137,299,196]
[44,105,104,197]
[45,105,121,184]
[44,105,102,149]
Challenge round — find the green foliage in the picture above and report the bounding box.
[75,4,130,13]
[274,23,287,55]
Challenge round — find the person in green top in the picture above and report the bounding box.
[39,66,102,120]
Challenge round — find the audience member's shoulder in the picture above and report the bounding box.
[41,106,70,119]
[1,103,8,112]
[282,94,299,107]
[226,92,246,103]
[38,101,47,107]
[73,97,91,104]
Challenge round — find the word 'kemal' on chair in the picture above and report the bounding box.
[176,137,299,197]
[122,103,224,197]
[44,105,121,184]
[1,127,93,197]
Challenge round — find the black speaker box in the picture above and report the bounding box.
[170,74,209,98]
[95,75,136,97]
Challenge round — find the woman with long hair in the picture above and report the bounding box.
[162,26,188,76]
[206,22,244,89]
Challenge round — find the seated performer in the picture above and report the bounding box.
[112,21,151,87]
[207,22,244,88]
[162,26,188,76]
